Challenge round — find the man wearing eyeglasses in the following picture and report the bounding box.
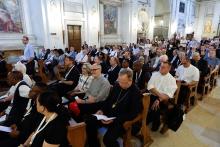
[76,63,111,115]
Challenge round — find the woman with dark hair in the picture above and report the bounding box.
[22,91,70,147]
[0,83,48,146]
[53,49,65,80]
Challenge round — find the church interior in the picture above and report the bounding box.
[0,0,220,147]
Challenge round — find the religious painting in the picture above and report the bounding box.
[0,0,23,33]
[179,2,185,13]
[103,5,117,35]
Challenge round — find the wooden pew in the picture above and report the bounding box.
[200,74,211,100]
[37,60,48,83]
[123,93,153,147]
[67,122,87,147]
[210,70,219,89]
[185,82,198,113]
[173,81,181,105]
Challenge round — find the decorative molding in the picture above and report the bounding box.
[138,0,151,7]
[100,0,122,6]
[63,0,83,13]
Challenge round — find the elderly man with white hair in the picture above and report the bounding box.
[154,54,169,71]
[14,62,33,87]
[191,52,210,77]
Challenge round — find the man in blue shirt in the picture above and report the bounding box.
[204,48,220,74]
[21,36,35,75]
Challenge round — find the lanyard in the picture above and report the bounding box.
[23,106,32,118]
[109,65,117,72]
[135,70,142,82]
[64,65,75,79]
[81,54,86,61]
[81,76,90,90]
[112,89,129,108]
[29,113,56,145]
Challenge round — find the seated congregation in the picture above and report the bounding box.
[0,37,219,147]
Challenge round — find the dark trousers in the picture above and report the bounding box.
[178,85,190,105]
[85,115,124,147]
[0,131,19,147]
[49,82,74,98]
[72,102,103,122]
[78,102,103,116]
[147,95,168,127]
[0,101,10,112]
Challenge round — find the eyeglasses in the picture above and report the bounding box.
[91,68,100,71]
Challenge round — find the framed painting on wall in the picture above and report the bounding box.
[179,2,185,13]
[103,5,117,35]
[0,0,23,33]
[217,23,220,36]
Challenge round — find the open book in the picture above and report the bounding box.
[93,114,116,121]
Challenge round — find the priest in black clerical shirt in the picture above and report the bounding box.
[85,68,142,147]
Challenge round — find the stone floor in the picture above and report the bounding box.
[149,79,220,147]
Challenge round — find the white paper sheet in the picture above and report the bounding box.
[0,94,7,100]
[0,115,6,122]
[0,125,12,133]
[93,114,116,121]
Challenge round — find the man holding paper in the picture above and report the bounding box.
[85,68,142,147]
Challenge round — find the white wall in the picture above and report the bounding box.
[167,0,197,38]
[194,0,220,40]
[29,0,101,49]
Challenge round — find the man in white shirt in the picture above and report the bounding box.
[75,49,88,64]
[176,55,200,107]
[109,46,118,57]
[21,36,35,75]
[132,45,140,57]
[147,62,177,131]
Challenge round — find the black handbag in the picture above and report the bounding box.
[166,105,184,131]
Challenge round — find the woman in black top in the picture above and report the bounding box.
[22,91,70,147]
[0,83,47,146]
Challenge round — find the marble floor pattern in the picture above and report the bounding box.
[149,78,220,147]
